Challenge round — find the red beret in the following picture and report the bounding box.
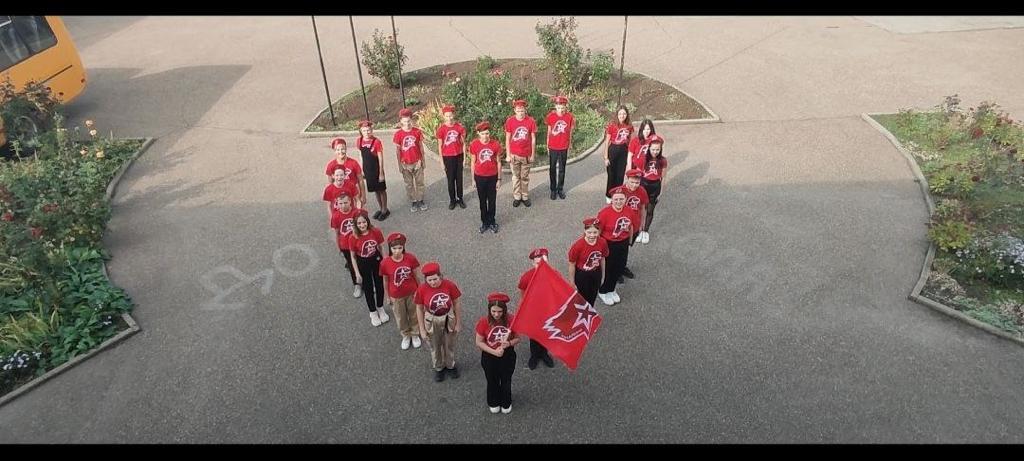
[512,99,526,108]
[330,137,346,149]
[554,95,568,105]
[475,121,490,132]
[608,186,628,197]
[487,292,511,303]
[626,168,643,178]
[422,262,441,276]
[398,108,413,118]
[356,208,370,219]
[386,232,406,245]
[358,120,373,128]
[528,248,549,259]
[648,135,664,145]
[442,104,455,114]
[582,217,600,227]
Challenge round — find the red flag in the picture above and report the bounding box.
[510,260,602,370]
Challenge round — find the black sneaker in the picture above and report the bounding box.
[557,190,566,200]
[542,354,554,368]
[622,267,635,279]
[458,200,467,209]
[373,210,383,220]
[551,191,557,200]
[490,223,500,233]
[528,357,539,370]
[434,370,446,382]
[513,199,522,207]
[378,210,390,221]
[447,367,460,379]
[448,202,457,210]
[617,275,625,284]
[480,224,489,234]
[523,199,532,207]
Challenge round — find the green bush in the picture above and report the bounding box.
[928,166,975,198]
[928,219,973,251]
[360,29,408,89]
[589,50,615,86]
[535,17,587,93]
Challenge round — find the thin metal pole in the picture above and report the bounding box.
[390,16,407,107]
[349,16,371,122]
[617,16,628,107]
[311,16,337,127]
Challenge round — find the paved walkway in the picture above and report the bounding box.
[2,16,1024,443]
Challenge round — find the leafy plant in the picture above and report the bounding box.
[360,29,408,89]
[928,219,973,251]
[589,50,615,86]
[535,17,587,93]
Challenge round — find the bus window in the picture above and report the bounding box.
[0,16,59,72]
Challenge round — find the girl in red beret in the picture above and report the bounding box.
[619,168,649,281]
[330,193,363,299]
[603,106,633,203]
[379,232,422,350]
[348,210,388,326]
[469,121,503,233]
[415,262,463,382]
[545,95,575,200]
[596,187,634,305]
[637,137,668,244]
[627,119,658,173]
[518,248,555,369]
[475,291,520,414]
[435,104,468,210]
[568,217,609,308]
[357,121,391,221]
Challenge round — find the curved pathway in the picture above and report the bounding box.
[2,16,1024,443]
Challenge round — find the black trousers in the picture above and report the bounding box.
[481,349,516,408]
[642,179,662,231]
[574,268,602,307]
[340,249,357,285]
[475,174,497,226]
[548,148,568,192]
[529,339,550,362]
[356,255,384,312]
[605,144,628,197]
[443,154,464,203]
[600,239,630,294]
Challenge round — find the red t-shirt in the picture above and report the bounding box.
[504,115,537,156]
[628,136,652,160]
[622,185,650,214]
[435,123,466,156]
[323,182,359,207]
[606,123,633,146]
[545,111,575,150]
[330,207,361,251]
[469,139,501,177]
[358,136,384,157]
[325,157,363,184]
[393,128,424,164]
[475,314,516,349]
[641,156,668,182]
[518,267,536,292]
[414,279,462,316]
[347,228,384,259]
[568,236,610,272]
[379,252,421,298]
[597,205,636,242]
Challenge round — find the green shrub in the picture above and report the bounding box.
[928,219,973,251]
[359,29,408,89]
[928,166,975,198]
[535,17,587,93]
[589,50,615,86]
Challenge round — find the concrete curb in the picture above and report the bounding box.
[0,137,153,407]
[861,113,1024,347]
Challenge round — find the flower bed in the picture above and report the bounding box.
[1,110,142,396]
[873,96,1024,337]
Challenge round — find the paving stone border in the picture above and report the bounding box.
[0,137,154,407]
[862,113,1024,347]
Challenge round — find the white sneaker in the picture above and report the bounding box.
[501,406,512,414]
[401,336,411,350]
[377,308,390,324]
[639,231,650,244]
[610,291,621,303]
[599,292,614,306]
[489,406,501,414]
[369,311,381,327]
[411,336,422,348]
[353,286,362,298]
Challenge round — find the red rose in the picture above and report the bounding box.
[970,127,984,139]
[1,212,12,222]
[30,227,43,239]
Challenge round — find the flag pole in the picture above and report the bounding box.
[311,16,337,127]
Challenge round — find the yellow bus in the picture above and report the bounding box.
[1,15,87,148]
